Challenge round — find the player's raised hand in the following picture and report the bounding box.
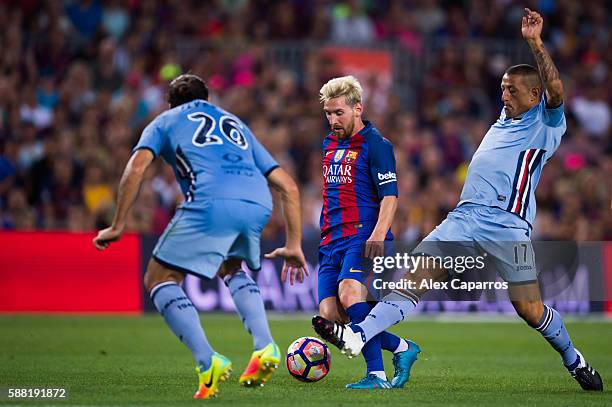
[522,8,543,41]
[93,226,123,250]
[265,246,309,285]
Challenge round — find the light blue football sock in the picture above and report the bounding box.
[531,305,579,370]
[151,282,214,369]
[364,302,404,353]
[224,271,274,350]
[355,291,417,342]
[347,302,384,376]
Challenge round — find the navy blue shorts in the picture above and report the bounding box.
[317,234,374,302]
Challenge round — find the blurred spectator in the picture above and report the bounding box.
[20,87,53,130]
[413,0,446,35]
[82,161,113,215]
[0,140,18,205]
[102,0,130,39]
[2,188,36,230]
[16,121,44,171]
[151,165,181,210]
[571,82,610,138]
[65,0,103,41]
[47,156,83,224]
[331,1,376,43]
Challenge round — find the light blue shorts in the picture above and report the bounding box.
[153,199,271,279]
[413,203,537,284]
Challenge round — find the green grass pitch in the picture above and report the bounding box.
[0,314,610,406]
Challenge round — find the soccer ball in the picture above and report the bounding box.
[286,336,331,382]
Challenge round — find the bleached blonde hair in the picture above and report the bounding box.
[319,75,363,106]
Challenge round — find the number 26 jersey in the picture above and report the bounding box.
[133,99,278,210]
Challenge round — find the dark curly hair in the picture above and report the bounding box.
[167,74,209,108]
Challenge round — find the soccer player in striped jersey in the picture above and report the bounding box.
[317,76,420,389]
[93,74,308,398]
[313,9,603,391]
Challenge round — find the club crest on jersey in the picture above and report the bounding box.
[333,149,346,162]
[345,150,358,163]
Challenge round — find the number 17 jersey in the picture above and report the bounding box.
[133,99,278,210]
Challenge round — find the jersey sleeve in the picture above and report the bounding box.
[542,97,566,128]
[540,97,567,159]
[368,135,398,198]
[133,116,166,158]
[250,132,279,176]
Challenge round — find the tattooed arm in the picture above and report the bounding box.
[521,8,564,107]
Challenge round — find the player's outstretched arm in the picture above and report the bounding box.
[264,167,309,285]
[522,7,564,107]
[93,149,154,250]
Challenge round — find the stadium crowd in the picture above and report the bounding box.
[0,0,610,242]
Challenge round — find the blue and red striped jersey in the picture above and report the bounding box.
[320,121,398,246]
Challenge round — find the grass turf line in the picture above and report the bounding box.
[0,315,610,406]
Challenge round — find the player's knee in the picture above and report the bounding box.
[144,259,184,293]
[338,291,356,310]
[338,280,363,310]
[218,258,242,279]
[143,269,155,292]
[513,300,544,326]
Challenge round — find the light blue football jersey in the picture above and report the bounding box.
[458,96,566,227]
[133,99,278,210]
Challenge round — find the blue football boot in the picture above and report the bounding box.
[346,373,392,389]
[391,340,421,388]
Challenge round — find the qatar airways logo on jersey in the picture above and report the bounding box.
[323,164,353,184]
